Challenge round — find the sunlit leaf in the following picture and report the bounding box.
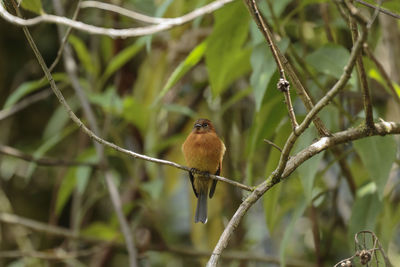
[122,96,149,132]
[3,73,66,109]
[156,41,207,104]
[19,0,43,14]
[205,1,251,97]
[100,37,146,87]
[82,222,119,241]
[68,34,96,76]
[353,135,397,199]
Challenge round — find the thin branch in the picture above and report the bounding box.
[0,144,97,167]
[153,246,312,266]
[0,247,99,260]
[263,139,282,153]
[348,4,374,130]
[0,0,234,38]
[79,1,170,24]
[207,11,369,265]
[263,0,332,137]
[47,0,81,74]
[244,0,298,132]
[364,44,400,104]
[355,0,400,20]
[0,88,52,121]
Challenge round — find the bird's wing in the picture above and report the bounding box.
[209,162,220,198]
[189,171,198,198]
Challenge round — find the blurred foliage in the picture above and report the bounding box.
[0,0,400,266]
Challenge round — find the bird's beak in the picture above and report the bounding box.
[194,123,202,129]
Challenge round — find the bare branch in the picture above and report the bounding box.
[0,144,97,167]
[0,247,99,260]
[0,0,234,38]
[243,0,298,132]
[263,139,282,153]
[355,0,400,20]
[348,7,374,130]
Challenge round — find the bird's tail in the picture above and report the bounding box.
[195,191,208,224]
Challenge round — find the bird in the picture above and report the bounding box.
[182,118,226,224]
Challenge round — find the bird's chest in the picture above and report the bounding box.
[183,134,221,173]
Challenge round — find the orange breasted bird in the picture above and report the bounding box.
[182,119,226,224]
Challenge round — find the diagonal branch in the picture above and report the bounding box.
[0,0,234,38]
[243,0,298,132]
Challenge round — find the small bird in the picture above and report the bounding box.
[182,119,226,224]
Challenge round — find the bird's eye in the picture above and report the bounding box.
[202,123,208,127]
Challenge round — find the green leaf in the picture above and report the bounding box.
[305,44,350,78]
[19,0,43,14]
[280,199,307,267]
[250,38,289,111]
[68,34,96,75]
[368,68,400,100]
[156,41,207,104]
[100,37,146,87]
[122,96,149,132]
[43,96,79,139]
[348,183,382,245]
[3,73,66,109]
[25,125,77,181]
[55,148,97,215]
[87,86,123,115]
[163,104,196,118]
[82,222,119,241]
[205,1,251,97]
[353,135,397,199]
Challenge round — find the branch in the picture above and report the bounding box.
[0,247,99,260]
[243,0,298,132]
[348,2,374,129]
[354,0,400,20]
[153,246,312,266]
[207,13,368,265]
[0,0,234,38]
[0,144,97,167]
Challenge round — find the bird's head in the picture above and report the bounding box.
[192,118,215,134]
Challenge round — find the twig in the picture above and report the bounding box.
[0,88,52,121]
[79,1,170,24]
[153,246,312,266]
[354,0,400,20]
[0,144,97,167]
[47,0,81,74]
[348,4,374,130]
[364,44,400,104]
[51,0,137,265]
[0,0,234,38]
[0,247,100,260]
[263,139,282,153]
[244,0,298,132]
[207,13,369,265]
[263,0,332,137]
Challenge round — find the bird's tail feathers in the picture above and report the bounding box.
[195,191,208,224]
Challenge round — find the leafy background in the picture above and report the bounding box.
[0,0,400,266]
